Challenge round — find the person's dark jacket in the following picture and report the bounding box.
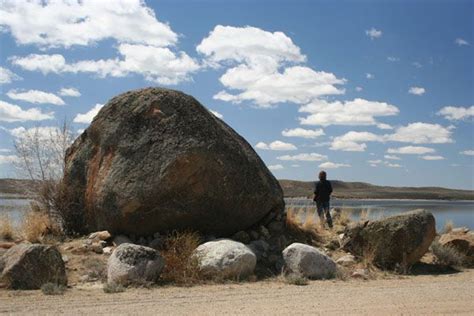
[313,180,333,202]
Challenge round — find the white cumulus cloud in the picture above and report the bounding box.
[455,38,470,46]
[319,162,350,169]
[384,154,401,160]
[58,87,81,97]
[255,141,297,151]
[387,146,435,155]
[408,86,426,95]
[460,150,474,156]
[0,66,22,84]
[7,89,65,105]
[437,106,474,121]
[277,153,327,161]
[0,100,54,122]
[365,28,382,39]
[268,164,284,171]
[73,103,104,124]
[366,73,374,79]
[282,128,324,139]
[387,122,453,144]
[209,110,223,119]
[421,155,445,161]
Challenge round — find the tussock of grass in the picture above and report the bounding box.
[21,211,53,243]
[103,283,126,294]
[431,241,465,267]
[0,215,16,241]
[41,282,66,295]
[443,220,454,234]
[160,231,203,285]
[283,273,309,286]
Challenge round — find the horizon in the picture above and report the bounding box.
[0,0,473,190]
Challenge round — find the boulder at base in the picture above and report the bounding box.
[282,243,337,279]
[0,244,67,290]
[62,87,284,236]
[439,231,474,266]
[194,239,256,279]
[107,243,165,286]
[342,209,436,269]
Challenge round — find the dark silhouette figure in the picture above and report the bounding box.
[313,170,333,228]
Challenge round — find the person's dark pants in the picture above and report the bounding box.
[316,201,333,228]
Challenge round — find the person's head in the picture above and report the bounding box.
[319,170,327,180]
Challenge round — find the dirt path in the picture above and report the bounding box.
[1,270,473,315]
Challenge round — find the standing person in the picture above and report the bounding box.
[313,170,333,228]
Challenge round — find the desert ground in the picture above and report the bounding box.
[1,269,473,315]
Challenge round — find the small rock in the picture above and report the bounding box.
[326,239,340,250]
[107,243,164,286]
[194,239,256,279]
[103,247,113,255]
[282,243,337,280]
[259,226,271,240]
[113,235,132,247]
[88,230,112,241]
[62,255,69,263]
[232,231,251,244]
[153,232,161,239]
[351,268,369,279]
[336,254,356,267]
[0,242,16,250]
[90,242,104,254]
[149,238,163,250]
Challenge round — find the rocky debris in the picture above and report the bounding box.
[342,209,436,269]
[107,243,164,286]
[103,247,113,255]
[88,231,112,241]
[336,254,356,267]
[194,239,256,279]
[282,243,337,279]
[439,231,474,266]
[0,244,67,290]
[62,87,284,236]
[351,268,369,279]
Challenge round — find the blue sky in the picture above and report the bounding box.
[0,0,473,189]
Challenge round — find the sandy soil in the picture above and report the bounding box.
[1,269,473,315]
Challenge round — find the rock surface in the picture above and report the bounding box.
[62,87,284,235]
[342,209,436,269]
[0,244,67,289]
[439,231,474,266]
[194,239,256,279]
[282,243,337,279]
[107,243,164,286]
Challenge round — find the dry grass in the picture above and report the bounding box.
[0,214,16,241]
[160,231,203,285]
[443,220,454,234]
[431,241,466,267]
[333,209,351,227]
[41,282,66,295]
[285,206,328,245]
[103,283,126,294]
[283,273,309,286]
[21,210,59,243]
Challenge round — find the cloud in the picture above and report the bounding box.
[58,87,81,97]
[365,28,382,39]
[277,153,327,161]
[421,155,445,161]
[387,122,453,144]
[412,62,422,68]
[355,86,363,92]
[437,106,474,121]
[282,128,324,139]
[197,25,345,107]
[366,73,374,79]
[8,126,67,142]
[0,100,54,122]
[268,164,284,171]
[0,66,22,84]
[0,155,18,164]
[209,110,223,119]
[384,154,401,160]
[299,98,399,127]
[319,162,350,169]
[0,0,177,49]
[255,141,297,151]
[73,103,104,124]
[387,56,400,62]
[330,131,382,152]
[376,123,393,130]
[455,38,470,46]
[385,162,402,168]
[6,89,65,105]
[408,86,425,96]
[460,150,474,156]
[11,44,200,85]
[387,146,435,155]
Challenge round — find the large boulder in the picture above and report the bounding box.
[194,239,256,279]
[0,244,67,290]
[107,243,165,286]
[282,243,337,279]
[62,87,284,235]
[342,209,436,269]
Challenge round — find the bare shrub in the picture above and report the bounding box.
[443,220,454,234]
[160,231,203,285]
[431,241,465,267]
[0,214,16,241]
[41,282,66,295]
[333,209,352,227]
[21,210,59,243]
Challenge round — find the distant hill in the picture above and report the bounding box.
[279,179,474,200]
[1,178,473,200]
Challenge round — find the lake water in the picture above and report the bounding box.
[286,198,474,231]
[1,197,473,232]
